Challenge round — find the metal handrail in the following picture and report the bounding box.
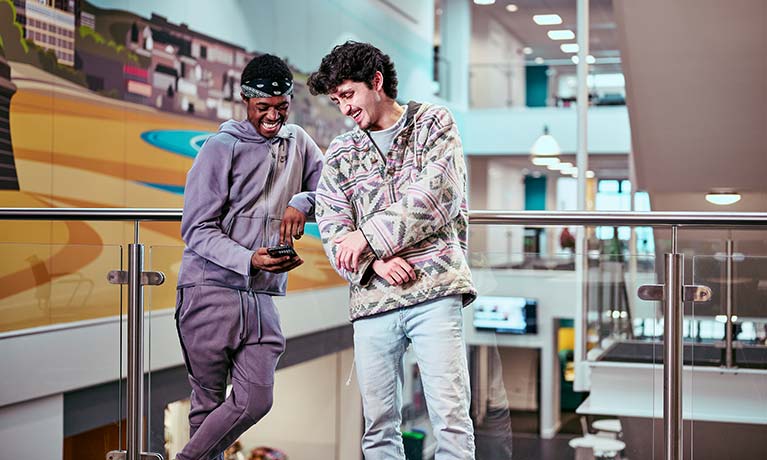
[0,207,184,221]
[2,207,767,460]
[2,208,767,227]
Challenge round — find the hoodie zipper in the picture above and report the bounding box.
[263,141,278,242]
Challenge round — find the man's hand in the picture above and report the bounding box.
[335,229,370,272]
[280,206,307,246]
[372,257,416,286]
[251,248,303,273]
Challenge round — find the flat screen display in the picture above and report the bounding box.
[473,296,538,334]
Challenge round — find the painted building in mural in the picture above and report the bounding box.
[0,55,19,190]
[124,13,252,120]
[13,0,76,66]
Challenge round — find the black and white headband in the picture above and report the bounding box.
[241,77,294,98]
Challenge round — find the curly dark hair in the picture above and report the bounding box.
[307,41,398,99]
[241,53,293,86]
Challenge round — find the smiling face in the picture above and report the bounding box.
[243,94,291,138]
[328,73,386,131]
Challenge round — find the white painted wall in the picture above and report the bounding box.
[464,268,579,438]
[485,162,525,265]
[499,347,538,411]
[226,350,361,460]
[467,158,526,263]
[0,394,63,460]
[469,6,526,108]
[439,0,472,108]
[163,350,361,460]
[457,106,631,155]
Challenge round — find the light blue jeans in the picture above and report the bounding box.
[353,295,475,460]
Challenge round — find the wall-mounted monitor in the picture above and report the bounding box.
[473,296,538,334]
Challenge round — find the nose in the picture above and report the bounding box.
[265,107,280,120]
[344,105,353,117]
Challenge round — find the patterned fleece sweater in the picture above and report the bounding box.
[316,102,476,321]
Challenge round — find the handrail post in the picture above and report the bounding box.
[127,240,145,460]
[638,226,711,460]
[725,239,735,368]
[107,221,165,460]
[664,225,683,460]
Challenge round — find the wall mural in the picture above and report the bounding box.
[0,0,348,332]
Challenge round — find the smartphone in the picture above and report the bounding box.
[266,244,298,258]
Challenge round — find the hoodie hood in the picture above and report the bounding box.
[219,118,293,143]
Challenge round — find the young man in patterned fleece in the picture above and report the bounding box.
[308,41,477,459]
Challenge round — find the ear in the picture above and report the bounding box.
[372,71,384,92]
[240,92,249,102]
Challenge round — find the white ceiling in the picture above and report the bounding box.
[614,0,767,208]
[469,0,621,72]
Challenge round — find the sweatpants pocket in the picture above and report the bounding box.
[175,287,196,377]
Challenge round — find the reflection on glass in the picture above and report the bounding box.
[0,242,122,333]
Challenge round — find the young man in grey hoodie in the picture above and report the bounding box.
[174,54,323,460]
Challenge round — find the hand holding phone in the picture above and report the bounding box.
[251,246,302,273]
[266,244,298,258]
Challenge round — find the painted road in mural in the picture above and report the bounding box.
[0,63,339,332]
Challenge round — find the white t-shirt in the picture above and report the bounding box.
[369,106,407,155]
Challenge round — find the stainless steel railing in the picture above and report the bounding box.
[2,207,767,460]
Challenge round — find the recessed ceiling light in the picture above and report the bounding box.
[532,156,560,166]
[533,14,562,25]
[705,191,741,205]
[561,43,579,53]
[715,315,738,323]
[548,29,575,40]
[564,167,578,175]
[506,4,518,12]
[548,162,573,171]
[571,55,596,64]
[474,0,496,4]
[534,57,545,64]
[523,46,533,55]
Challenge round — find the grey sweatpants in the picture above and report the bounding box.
[175,285,285,460]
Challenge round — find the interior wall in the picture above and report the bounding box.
[499,347,538,411]
[487,161,525,265]
[468,157,527,265]
[0,394,63,460]
[469,5,526,108]
[162,349,361,460]
[468,156,490,257]
[237,349,361,460]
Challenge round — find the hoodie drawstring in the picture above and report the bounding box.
[345,358,356,386]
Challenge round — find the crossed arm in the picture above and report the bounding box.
[317,108,466,286]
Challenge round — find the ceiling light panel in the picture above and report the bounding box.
[533,14,562,25]
[561,43,579,53]
[548,29,575,40]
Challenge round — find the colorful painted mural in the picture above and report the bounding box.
[0,0,348,333]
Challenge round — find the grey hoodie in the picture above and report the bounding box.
[177,119,323,295]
